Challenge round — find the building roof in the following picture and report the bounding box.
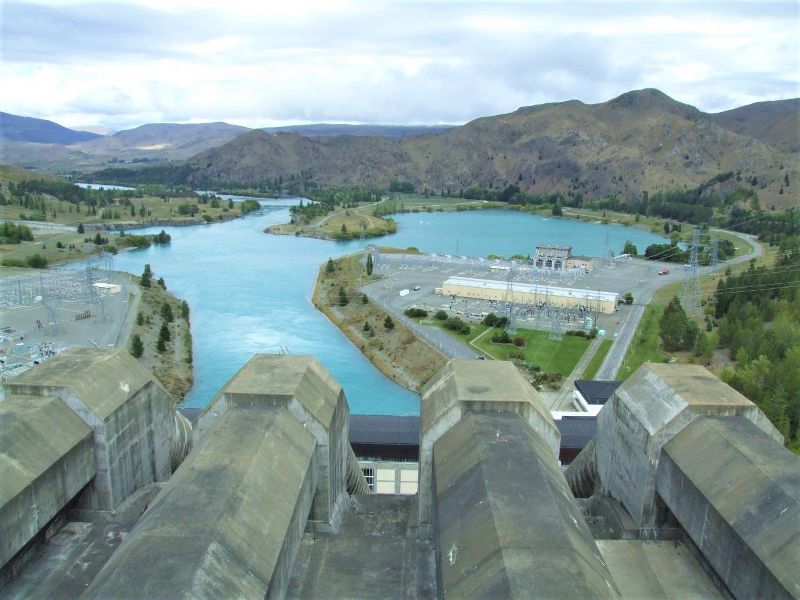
[349,415,419,446]
[433,412,618,598]
[556,415,598,450]
[574,380,622,406]
[443,277,618,303]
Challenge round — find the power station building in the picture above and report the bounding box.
[534,244,593,271]
[442,276,619,313]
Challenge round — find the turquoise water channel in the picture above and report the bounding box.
[109,201,664,414]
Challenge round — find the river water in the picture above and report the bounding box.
[107,200,664,414]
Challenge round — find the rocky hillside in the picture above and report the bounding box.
[179,89,798,209]
[710,98,800,153]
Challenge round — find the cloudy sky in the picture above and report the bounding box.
[1,0,798,130]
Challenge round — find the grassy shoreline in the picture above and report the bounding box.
[311,253,446,394]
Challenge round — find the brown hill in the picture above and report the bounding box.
[183,89,798,209]
[711,99,800,153]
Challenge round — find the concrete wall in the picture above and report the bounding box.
[5,349,179,511]
[656,416,800,600]
[419,359,560,533]
[593,363,783,528]
[219,354,350,533]
[82,407,318,600]
[433,412,619,598]
[0,395,95,569]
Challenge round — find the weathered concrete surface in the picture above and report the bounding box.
[220,354,349,532]
[5,349,178,511]
[593,363,782,527]
[657,416,800,600]
[3,521,128,600]
[0,395,95,570]
[597,540,724,599]
[82,406,317,600]
[419,360,559,531]
[287,494,437,599]
[434,412,619,598]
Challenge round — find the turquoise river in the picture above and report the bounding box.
[108,201,665,415]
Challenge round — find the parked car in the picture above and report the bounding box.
[658,268,670,275]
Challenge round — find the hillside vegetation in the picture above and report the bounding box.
[87,89,799,211]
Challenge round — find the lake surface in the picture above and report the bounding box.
[108,202,665,414]
[76,183,136,191]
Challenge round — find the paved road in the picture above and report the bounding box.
[362,279,480,360]
[596,230,761,380]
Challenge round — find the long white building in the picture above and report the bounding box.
[442,276,619,314]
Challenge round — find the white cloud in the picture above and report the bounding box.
[1,0,797,129]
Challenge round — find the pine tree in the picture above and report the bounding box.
[129,334,144,358]
[159,321,171,343]
[156,337,166,353]
[136,311,144,326]
[161,302,174,322]
[366,253,373,275]
[384,315,395,330]
[338,286,349,306]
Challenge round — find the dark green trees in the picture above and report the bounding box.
[129,334,144,358]
[366,253,373,275]
[659,296,699,351]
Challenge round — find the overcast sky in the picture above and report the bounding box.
[1,0,798,130]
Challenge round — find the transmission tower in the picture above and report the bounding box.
[710,238,720,269]
[503,267,516,332]
[680,229,701,311]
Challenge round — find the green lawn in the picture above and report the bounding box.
[582,339,613,380]
[618,304,669,380]
[424,319,591,377]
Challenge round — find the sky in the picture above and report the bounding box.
[1,0,798,131]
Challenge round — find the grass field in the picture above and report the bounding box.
[388,193,495,211]
[617,304,669,380]
[582,339,613,380]
[428,320,591,377]
[0,195,236,227]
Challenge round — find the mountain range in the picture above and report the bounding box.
[1,89,798,209]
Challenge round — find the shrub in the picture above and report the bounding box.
[434,309,448,320]
[513,335,525,347]
[384,315,395,330]
[25,254,48,268]
[404,308,429,318]
[491,330,512,344]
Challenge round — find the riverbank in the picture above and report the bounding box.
[124,272,194,401]
[311,252,446,393]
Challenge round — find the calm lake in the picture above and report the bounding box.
[109,201,665,415]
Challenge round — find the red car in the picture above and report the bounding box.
[658,268,670,275]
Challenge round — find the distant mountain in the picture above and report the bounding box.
[261,124,451,139]
[166,89,797,209]
[711,99,800,153]
[0,111,101,144]
[80,122,250,158]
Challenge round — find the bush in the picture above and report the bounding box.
[491,330,512,344]
[25,254,48,268]
[1,257,26,267]
[153,230,171,244]
[513,335,525,347]
[444,317,470,335]
[434,309,448,320]
[404,308,429,318]
[384,315,395,330]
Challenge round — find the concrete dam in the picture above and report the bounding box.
[0,349,798,598]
